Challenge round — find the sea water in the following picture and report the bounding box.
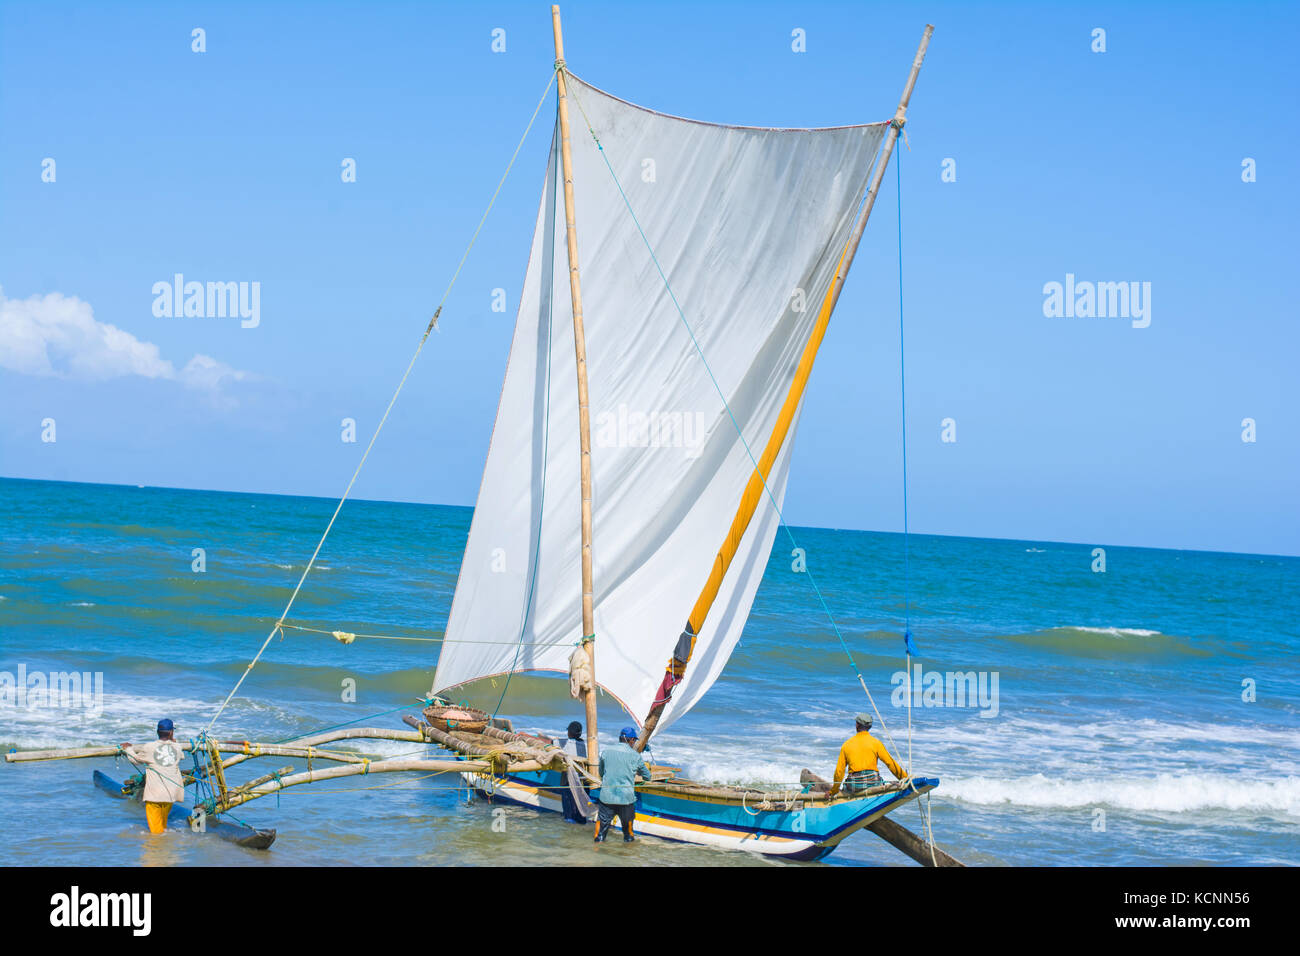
[1,477,1295,866]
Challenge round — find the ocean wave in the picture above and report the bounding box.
[942,772,1300,817]
[1001,626,1209,658]
[0,683,338,752]
[920,715,1300,752]
[0,690,218,751]
[639,712,1300,792]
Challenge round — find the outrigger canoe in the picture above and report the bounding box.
[93,770,276,850]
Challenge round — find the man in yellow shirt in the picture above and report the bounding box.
[830,713,905,797]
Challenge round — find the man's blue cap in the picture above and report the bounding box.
[157,718,174,733]
[619,725,639,741]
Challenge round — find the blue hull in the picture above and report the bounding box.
[468,767,938,861]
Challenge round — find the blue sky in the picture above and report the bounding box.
[2,1,1296,556]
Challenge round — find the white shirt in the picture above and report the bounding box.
[124,739,187,804]
[558,737,587,760]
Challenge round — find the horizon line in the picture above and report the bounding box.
[4,473,1296,562]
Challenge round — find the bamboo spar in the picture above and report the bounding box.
[636,25,935,750]
[552,5,599,778]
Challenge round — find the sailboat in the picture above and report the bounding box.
[421,8,946,863]
[7,7,958,866]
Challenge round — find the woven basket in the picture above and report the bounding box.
[423,704,490,734]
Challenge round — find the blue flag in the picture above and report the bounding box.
[904,627,919,657]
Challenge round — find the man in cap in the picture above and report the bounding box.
[556,720,589,824]
[593,726,652,843]
[557,720,587,762]
[829,713,905,797]
[121,718,188,834]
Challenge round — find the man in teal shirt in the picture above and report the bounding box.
[594,726,652,843]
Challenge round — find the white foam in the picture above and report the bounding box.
[943,772,1300,817]
[0,689,309,751]
[651,712,1300,795]
[921,715,1298,750]
[1065,626,1162,637]
[0,691,216,750]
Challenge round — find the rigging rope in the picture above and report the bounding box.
[893,146,939,863]
[276,621,571,647]
[896,136,915,778]
[566,78,905,758]
[205,73,557,735]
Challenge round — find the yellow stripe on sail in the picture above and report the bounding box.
[636,24,932,749]
[687,240,851,639]
[641,239,854,738]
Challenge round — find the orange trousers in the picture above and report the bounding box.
[145,801,172,834]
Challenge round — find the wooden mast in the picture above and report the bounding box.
[551,4,599,777]
[636,25,935,751]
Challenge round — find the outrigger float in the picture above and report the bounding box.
[6,7,962,865]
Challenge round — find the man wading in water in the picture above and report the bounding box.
[122,718,187,833]
[594,726,651,843]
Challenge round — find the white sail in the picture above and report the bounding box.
[433,75,885,732]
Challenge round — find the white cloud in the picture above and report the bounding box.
[0,286,248,394]
[179,353,247,390]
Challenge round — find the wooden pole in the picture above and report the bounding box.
[216,756,550,812]
[552,3,599,779]
[4,727,427,766]
[636,24,935,751]
[827,24,934,316]
[866,814,965,867]
[6,745,129,763]
[218,727,426,771]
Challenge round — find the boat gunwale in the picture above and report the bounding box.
[477,769,938,854]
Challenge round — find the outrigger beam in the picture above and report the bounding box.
[4,728,428,766]
[218,727,426,771]
[215,755,551,813]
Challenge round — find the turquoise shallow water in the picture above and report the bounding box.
[0,476,1296,866]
